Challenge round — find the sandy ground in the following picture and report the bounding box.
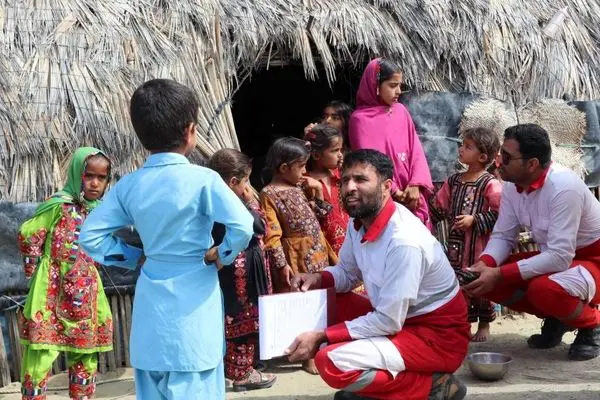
[1,314,600,400]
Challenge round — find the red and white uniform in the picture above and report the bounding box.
[315,199,470,400]
[480,164,600,328]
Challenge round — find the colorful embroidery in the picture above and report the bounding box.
[261,186,330,273]
[17,229,48,279]
[21,372,49,399]
[18,203,113,351]
[68,361,97,399]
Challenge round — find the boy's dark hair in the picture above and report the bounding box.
[462,127,501,166]
[305,123,342,171]
[324,100,353,140]
[504,124,552,168]
[342,149,394,181]
[130,79,199,152]
[262,137,310,184]
[208,148,252,182]
[378,59,402,85]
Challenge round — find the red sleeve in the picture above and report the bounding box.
[320,271,335,289]
[325,322,352,343]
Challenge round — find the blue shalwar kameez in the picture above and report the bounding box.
[80,153,254,399]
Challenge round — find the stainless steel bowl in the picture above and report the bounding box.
[467,352,512,381]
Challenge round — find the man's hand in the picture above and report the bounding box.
[290,273,322,292]
[463,261,502,297]
[286,331,327,362]
[452,215,475,232]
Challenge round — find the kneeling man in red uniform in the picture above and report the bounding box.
[286,149,470,400]
[466,124,600,361]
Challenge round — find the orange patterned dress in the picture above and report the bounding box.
[260,185,337,292]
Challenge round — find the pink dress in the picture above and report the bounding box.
[349,58,434,228]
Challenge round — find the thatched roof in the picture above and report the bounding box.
[1,0,599,201]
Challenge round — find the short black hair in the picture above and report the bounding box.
[342,149,394,181]
[504,124,552,168]
[130,79,199,152]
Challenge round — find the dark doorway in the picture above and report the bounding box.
[231,63,363,189]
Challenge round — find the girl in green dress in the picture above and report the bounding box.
[17,147,112,400]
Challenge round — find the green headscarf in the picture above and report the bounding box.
[34,147,110,217]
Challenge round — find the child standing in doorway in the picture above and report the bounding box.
[430,127,503,342]
[80,79,254,399]
[208,148,276,392]
[260,136,337,374]
[17,147,112,400]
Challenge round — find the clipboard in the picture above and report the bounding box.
[258,288,335,360]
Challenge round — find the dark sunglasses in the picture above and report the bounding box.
[500,149,526,165]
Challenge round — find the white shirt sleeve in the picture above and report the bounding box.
[481,187,521,265]
[517,190,582,279]
[345,245,423,338]
[324,231,363,293]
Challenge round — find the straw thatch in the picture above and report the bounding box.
[459,98,588,177]
[1,0,600,202]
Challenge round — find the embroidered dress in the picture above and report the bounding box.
[214,199,273,381]
[17,147,112,400]
[430,172,502,323]
[260,185,337,292]
[315,170,349,255]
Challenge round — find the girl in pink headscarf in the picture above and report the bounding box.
[349,58,434,228]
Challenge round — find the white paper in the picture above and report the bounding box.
[259,289,329,360]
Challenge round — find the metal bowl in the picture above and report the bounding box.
[467,352,512,381]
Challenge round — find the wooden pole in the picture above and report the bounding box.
[0,318,12,387]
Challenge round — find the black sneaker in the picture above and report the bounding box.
[527,318,572,349]
[568,326,600,361]
[428,373,467,400]
[333,391,376,400]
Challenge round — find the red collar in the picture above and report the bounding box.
[353,198,396,243]
[516,165,551,194]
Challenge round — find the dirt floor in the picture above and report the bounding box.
[1,314,600,399]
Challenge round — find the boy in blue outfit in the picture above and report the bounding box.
[80,79,254,399]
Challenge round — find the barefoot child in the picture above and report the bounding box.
[80,79,254,398]
[17,147,112,400]
[430,127,502,342]
[208,149,276,392]
[259,137,337,374]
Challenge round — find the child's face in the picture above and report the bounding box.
[280,157,308,186]
[378,73,402,106]
[228,172,251,198]
[82,157,110,201]
[314,136,344,170]
[458,137,487,167]
[321,107,344,132]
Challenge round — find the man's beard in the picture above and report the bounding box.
[343,187,384,220]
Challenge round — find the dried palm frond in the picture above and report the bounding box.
[1,0,599,201]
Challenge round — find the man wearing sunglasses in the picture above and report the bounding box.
[464,123,600,361]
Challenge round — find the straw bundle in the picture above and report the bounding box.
[1,0,600,201]
[459,98,587,177]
